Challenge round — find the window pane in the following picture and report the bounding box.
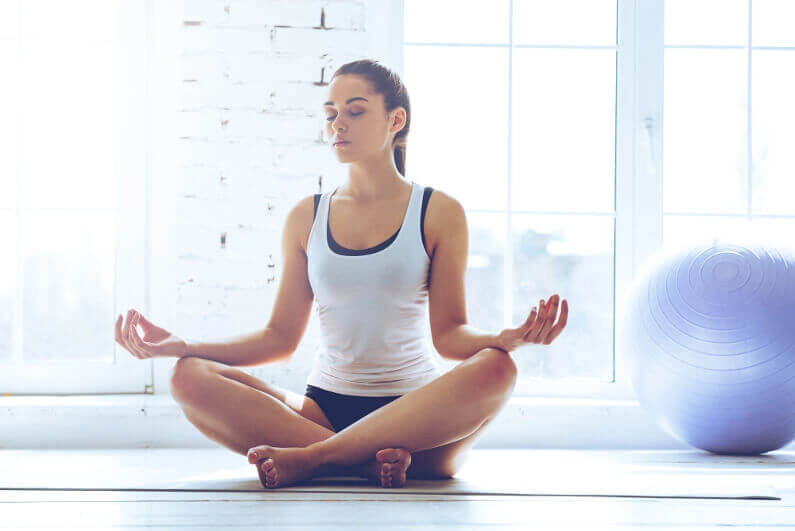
[512,49,616,213]
[753,0,795,47]
[663,49,747,214]
[664,215,795,250]
[20,0,120,43]
[465,212,506,336]
[752,50,795,216]
[0,122,16,210]
[664,215,751,247]
[22,211,115,363]
[0,2,18,210]
[404,46,509,211]
[18,41,120,210]
[0,211,14,363]
[18,0,120,211]
[429,212,507,376]
[403,0,509,45]
[513,0,617,46]
[511,214,613,380]
[664,0,747,46]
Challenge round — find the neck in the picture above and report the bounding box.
[342,154,408,201]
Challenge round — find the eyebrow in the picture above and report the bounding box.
[324,97,369,107]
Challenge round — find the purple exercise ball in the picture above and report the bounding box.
[620,239,795,455]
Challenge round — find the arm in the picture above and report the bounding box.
[427,192,506,361]
[184,327,293,367]
[185,196,317,367]
[434,324,505,361]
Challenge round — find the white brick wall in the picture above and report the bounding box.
[176,0,367,390]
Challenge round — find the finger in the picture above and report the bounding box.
[535,302,553,341]
[131,314,151,359]
[547,294,560,323]
[521,306,538,332]
[537,295,560,341]
[120,310,138,357]
[525,300,547,342]
[128,314,151,358]
[137,313,152,332]
[122,309,133,343]
[114,314,123,343]
[126,312,146,359]
[543,299,568,344]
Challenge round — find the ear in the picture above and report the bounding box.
[391,107,407,134]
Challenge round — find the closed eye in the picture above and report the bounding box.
[326,111,363,122]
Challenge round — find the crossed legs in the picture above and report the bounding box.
[170,347,517,487]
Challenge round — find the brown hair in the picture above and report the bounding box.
[331,59,411,176]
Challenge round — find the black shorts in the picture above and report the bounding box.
[304,384,402,433]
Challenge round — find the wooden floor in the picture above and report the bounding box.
[1,448,794,529]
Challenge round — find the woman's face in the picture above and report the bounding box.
[323,74,403,163]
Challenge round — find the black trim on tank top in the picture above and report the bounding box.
[313,186,434,256]
[420,186,432,253]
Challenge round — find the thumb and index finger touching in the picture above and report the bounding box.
[114,310,153,356]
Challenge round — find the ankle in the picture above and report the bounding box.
[307,440,334,468]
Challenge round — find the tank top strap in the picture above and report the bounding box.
[402,181,422,232]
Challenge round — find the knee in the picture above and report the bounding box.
[170,356,209,404]
[473,348,517,391]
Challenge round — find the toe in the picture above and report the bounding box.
[248,446,270,463]
[261,458,274,473]
[377,448,400,463]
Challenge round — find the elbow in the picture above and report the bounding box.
[432,333,449,360]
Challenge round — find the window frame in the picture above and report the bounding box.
[0,0,155,394]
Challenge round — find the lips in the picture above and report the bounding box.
[333,140,350,146]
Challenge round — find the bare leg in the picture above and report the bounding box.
[248,348,517,488]
[170,356,380,481]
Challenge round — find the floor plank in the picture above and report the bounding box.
[1,449,794,529]
[1,494,794,528]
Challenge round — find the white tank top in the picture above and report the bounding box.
[305,180,444,396]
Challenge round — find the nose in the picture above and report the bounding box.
[329,114,345,132]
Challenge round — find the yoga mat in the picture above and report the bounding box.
[0,448,784,500]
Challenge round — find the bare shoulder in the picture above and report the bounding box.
[286,194,318,255]
[424,187,467,258]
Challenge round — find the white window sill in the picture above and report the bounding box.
[0,394,183,417]
[0,394,699,449]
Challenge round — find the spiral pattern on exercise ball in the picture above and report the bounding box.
[620,239,795,455]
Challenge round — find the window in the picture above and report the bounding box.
[401,0,624,398]
[391,0,795,399]
[0,0,150,393]
[661,0,795,244]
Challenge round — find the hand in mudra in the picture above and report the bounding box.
[115,309,187,359]
[497,294,568,353]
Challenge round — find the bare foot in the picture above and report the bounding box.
[247,445,318,489]
[374,448,411,488]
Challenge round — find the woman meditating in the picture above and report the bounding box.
[115,59,568,489]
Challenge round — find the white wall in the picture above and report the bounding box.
[165,0,371,397]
